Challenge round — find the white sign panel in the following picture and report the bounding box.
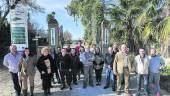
[10,5,28,51]
[51,28,56,46]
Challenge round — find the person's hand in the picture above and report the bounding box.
[107,65,111,69]
[41,71,45,74]
[69,69,72,72]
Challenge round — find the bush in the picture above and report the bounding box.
[161,64,170,76]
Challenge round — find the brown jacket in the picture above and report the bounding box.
[19,56,36,76]
[113,52,133,74]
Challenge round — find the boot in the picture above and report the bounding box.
[30,86,34,96]
[22,90,27,96]
[44,90,48,96]
[47,89,52,95]
[60,84,66,90]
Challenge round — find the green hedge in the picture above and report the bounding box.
[161,64,170,76]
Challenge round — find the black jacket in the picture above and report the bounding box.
[57,54,72,70]
[37,54,55,76]
[93,53,104,69]
[70,54,81,69]
[104,52,116,69]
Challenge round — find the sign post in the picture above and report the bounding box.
[10,4,28,51]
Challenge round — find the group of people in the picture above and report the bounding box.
[3,41,165,96]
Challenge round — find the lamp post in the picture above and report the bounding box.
[32,36,41,58]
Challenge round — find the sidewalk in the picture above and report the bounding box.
[0,65,169,96]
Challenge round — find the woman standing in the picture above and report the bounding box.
[37,47,54,96]
[93,47,104,86]
[19,48,36,96]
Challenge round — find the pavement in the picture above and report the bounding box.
[0,65,170,96]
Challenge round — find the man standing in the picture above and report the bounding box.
[134,48,149,95]
[113,44,132,95]
[149,48,165,96]
[58,48,72,90]
[3,45,22,96]
[80,46,95,88]
[103,47,116,91]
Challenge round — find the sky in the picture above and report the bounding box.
[31,0,84,40]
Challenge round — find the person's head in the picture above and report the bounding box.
[150,48,156,56]
[71,48,76,55]
[77,41,81,46]
[85,46,90,52]
[67,45,70,48]
[139,48,145,57]
[61,48,67,56]
[92,44,96,48]
[57,47,61,53]
[108,47,113,54]
[112,43,118,52]
[126,47,130,54]
[80,46,85,52]
[121,44,127,53]
[9,45,17,54]
[23,48,32,58]
[95,47,100,54]
[41,47,49,56]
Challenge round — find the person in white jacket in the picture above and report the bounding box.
[134,48,149,95]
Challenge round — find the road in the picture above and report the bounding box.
[0,65,169,96]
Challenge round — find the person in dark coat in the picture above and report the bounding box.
[70,48,80,85]
[103,47,117,91]
[53,47,62,84]
[57,48,72,90]
[93,47,104,86]
[37,47,54,96]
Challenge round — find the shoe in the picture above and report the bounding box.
[98,82,101,86]
[30,86,34,96]
[155,92,160,96]
[116,91,121,95]
[69,86,72,90]
[90,84,94,87]
[74,82,78,85]
[22,90,27,96]
[44,90,48,96]
[15,91,21,96]
[96,82,99,86]
[47,89,52,95]
[83,86,87,89]
[60,86,66,90]
[125,93,130,96]
[112,88,116,91]
[50,85,53,88]
[103,86,109,89]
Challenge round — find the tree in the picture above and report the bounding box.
[63,31,72,44]
[0,0,44,30]
[66,0,104,45]
[108,0,170,54]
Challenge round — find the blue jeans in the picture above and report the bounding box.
[137,74,148,94]
[149,73,160,94]
[105,68,116,89]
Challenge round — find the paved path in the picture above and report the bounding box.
[0,66,169,96]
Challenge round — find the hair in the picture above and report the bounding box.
[41,47,49,54]
[95,47,100,53]
[22,48,33,58]
[139,47,145,50]
[9,45,17,50]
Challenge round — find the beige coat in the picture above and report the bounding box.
[113,52,133,74]
[19,56,36,76]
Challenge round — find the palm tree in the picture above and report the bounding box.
[109,0,170,54]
